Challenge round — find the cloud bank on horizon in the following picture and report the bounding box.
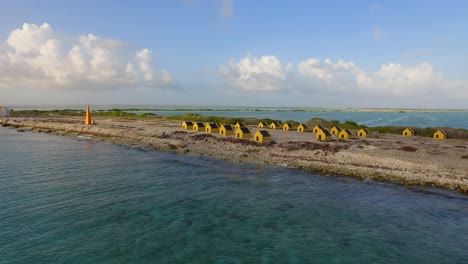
[0,23,173,90]
[220,54,468,99]
[0,20,467,107]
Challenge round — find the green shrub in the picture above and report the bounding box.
[283,120,301,126]
[305,117,332,128]
[304,117,365,130]
[260,118,283,125]
[10,109,158,119]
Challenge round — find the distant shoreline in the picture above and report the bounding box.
[1,116,467,194]
[6,105,468,112]
[8,109,468,133]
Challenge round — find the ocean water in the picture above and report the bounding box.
[1,128,468,264]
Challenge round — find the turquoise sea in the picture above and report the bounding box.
[1,128,468,263]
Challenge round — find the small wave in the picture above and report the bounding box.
[407,187,468,201]
[77,135,92,139]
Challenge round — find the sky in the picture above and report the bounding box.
[0,0,468,108]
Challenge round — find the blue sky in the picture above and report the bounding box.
[1,0,467,108]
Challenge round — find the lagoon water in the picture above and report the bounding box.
[1,128,468,263]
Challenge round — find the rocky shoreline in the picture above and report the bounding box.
[2,116,468,193]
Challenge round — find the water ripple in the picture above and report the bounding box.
[1,128,468,263]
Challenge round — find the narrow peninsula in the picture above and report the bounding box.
[1,113,468,193]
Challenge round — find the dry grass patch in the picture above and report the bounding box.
[278,141,349,153]
[190,134,215,140]
[398,146,418,152]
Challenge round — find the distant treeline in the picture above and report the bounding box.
[124,108,333,112]
[9,109,158,118]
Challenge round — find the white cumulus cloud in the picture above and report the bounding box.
[297,58,444,96]
[0,22,174,90]
[136,48,153,81]
[220,54,292,91]
[220,54,468,99]
[297,58,360,92]
[357,62,445,96]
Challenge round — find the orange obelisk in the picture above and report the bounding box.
[85,104,92,125]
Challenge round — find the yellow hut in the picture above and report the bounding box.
[234,122,246,130]
[193,122,205,131]
[357,128,370,137]
[258,122,268,128]
[254,130,272,144]
[313,125,325,133]
[402,128,414,136]
[219,124,234,136]
[236,127,251,139]
[433,130,447,140]
[297,124,310,132]
[282,123,296,131]
[84,104,95,125]
[205,123,219,133]
[330,126,342,135]
[316,129,332,141]
[182,121,193,130]
[270,122,281,129]
[338,129,353,140]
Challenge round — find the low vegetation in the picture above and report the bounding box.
[10,109,158,119]
[278,141,349,153]
[11,109,84,117]
[303,117,468,140]
[166,113,282,126]
[371,126,468,140]
[283,120,301,126]
[305,118,366,130]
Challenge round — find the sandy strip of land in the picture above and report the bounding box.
[1,116,468,193]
